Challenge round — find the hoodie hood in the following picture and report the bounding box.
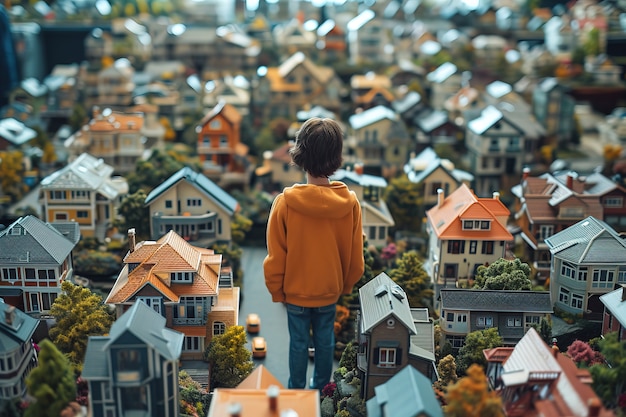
[283,181,356,219]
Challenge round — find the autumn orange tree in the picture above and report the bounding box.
[445,364,504,417]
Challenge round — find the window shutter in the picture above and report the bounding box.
[373,348,379,364]
[395,348,402,365]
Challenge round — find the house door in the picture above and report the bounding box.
[506,157,516,174]
[30,293,40,312]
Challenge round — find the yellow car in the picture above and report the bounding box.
[252,336,267,359]
[246,313,261,334]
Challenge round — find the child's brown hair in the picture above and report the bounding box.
[290,117,343,178]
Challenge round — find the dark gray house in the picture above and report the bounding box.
[439,288,553,351]
[82,300,184,417]
[357,272,437,401]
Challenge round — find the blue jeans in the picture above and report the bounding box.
[286,303,335,391]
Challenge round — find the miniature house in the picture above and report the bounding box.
[357,272,437,401]
[0,215,79,314]
[105,229,239,360]
[0,301,39,402]
[546,216,626,319]
[483,327,614,417]
[330,168,394,248]
[600,285,626,341]
[144,166,239,246]
[82,301,184,417]
[39,153,128,241]
[425,184,513,305]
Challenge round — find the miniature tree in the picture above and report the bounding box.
[0,150,26,201]
[532,316,553,345]
[383,174,423,233]
[73,249,122,278]
[115,189,151,239]
[445,364,504,417]
[456,328,503,375]
[205,325,253,389]
[473,258,532,291]
[435,354,458,392]
[338,341,358,371]
[231,213,253,244]
[590,331,626,407]
[24,339,76,417]
[179,370,209,417]
[388,251,434,310]
[49,281,114,368]
[567,340,604,367]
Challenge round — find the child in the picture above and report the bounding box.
[263,117,365,391]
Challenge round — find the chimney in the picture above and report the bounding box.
[128,228,136,253]
[566,173,574,190]
[493,191,500,200]
[437,188,444,207]
[227,403,242,417]
[552,344,559,358]
[354,163,364,176]
[267,385,280,412]
[522,166,530,196]
[4,305,16,325]
[588,398,601,417]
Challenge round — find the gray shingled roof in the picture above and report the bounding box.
[359,272,416,334]
[366,365,443,417]
[545,216,626,264]
[81,337,109,379]
[600,287,626,328]
[0,301,39,352]
[392,91,422,114]
[144,167,238,215]
[439,289,553,313]
[0,216,77,265]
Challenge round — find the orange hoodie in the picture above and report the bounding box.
[263,181,365,307]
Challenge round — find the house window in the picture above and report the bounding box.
[187,198,202,207]
[378,226,386,240]
[213,321,226,336]
[378,348,396,367]
[174,297,205,321]
[25,268,36,280]
[481,241,494,254]
[2,268,18,281]
[102,382,112,402]
[618,268,626,284]
[446,312,454,322]
[477,316,493,327]
[368,226,376,240]
[50,191,65,200]
[448,240,465,254]
[38,269,56,280]
[171,272,194,283]
[444,264,458,278]
[165,200,173,209]
[571,293,584,310]
[507,317,522,327]
[137,297,161,314]
[210,119,221,129]
[539,225,554,240]
[41,293,57,310]
[431,182,442,196]
[77,211,88,219]
[219,136,228,148]
[456,314,467,322]
[118,350,140,371]
[183,337,202,352]
[55,213,68,221]
[469,241,477,254]
[592,269,614,288]
[603,197,623,207]
[525,315,541,328]
[450,337,465,350]
[578,268,588,281]
[561,262,576,280]
[71,190,90,199]
[559,287,570,304]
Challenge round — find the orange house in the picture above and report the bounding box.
[196,101,244,180]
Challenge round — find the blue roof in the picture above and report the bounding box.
[0,301,39,353]
[144,167,238,214]
[366,365,443,417]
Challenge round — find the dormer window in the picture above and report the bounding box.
[171,272,194,283]
[363,186,379,202]
[462,220,491,230]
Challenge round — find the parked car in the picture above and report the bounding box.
[246,313,261,334]
[252,336,267,358]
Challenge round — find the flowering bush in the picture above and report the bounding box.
[322,382,337,398]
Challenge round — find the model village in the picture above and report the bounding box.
[1,0,626,416]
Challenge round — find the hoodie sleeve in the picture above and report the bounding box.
[342,196,365,294]
[263,194,287,303]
